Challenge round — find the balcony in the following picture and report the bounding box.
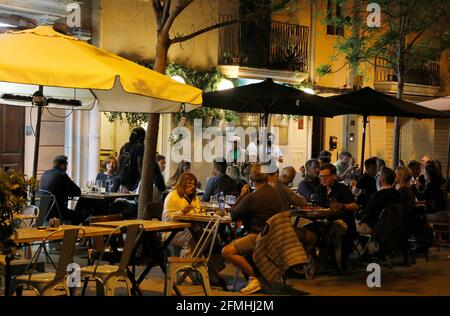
[374,49,441,96]
[218,17,309,77]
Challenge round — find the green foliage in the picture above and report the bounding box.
[105,62,239,126]
[0,170,36,254]
[316,64,333,77]
[319,0,450,81]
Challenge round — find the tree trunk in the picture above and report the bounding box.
[392,68,405,169]
[138,35,169,218]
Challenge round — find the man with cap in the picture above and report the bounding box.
[222,163,283,294]
[226,135,246,166]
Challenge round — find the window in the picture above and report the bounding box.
[326,0,344,36]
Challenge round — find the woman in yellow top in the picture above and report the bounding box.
[163,172,201,256]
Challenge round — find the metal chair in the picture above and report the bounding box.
[34,190,62,226]
[13,228,84,296]
[86,214,124,265]
[165,215,221,296]
[20,205,40,228]
[80,224,144,296]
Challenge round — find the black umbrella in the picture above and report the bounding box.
[330,87,450,170]
[203,78,359,126]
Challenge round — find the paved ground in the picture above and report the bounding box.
[7,247,450,296]
[79,247,450,296]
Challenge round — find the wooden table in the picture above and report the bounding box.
[199,202,232,211]
[91,219,191,296]
[13,225,114,243]
[3,225,115,296]
[79,192,139,200]
[173,213,233,224]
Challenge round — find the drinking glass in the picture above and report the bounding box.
[310,194,320,207]
[86,180,94,192]
[210,194,219,206]
[225,195,236,205]
[95,180,104,193]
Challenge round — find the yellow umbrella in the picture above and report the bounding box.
[0,25,202,178]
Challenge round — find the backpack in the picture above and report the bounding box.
[118,142,137,184]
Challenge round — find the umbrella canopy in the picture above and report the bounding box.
[329,87,450,171]
[418,96,450,112]
[0,26,202,112]
[203,78,359,119]
[329,87,450,119]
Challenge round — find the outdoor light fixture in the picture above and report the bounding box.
[217,78,234,91]
[301,88,315,95]
[0,22,17,28]
[1,92,82,107]
[171,75,186,84]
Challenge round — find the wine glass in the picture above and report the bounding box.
[86,180,94,192]
[310,194,320,207]
[95,180,103,193]
[210,194,219,207]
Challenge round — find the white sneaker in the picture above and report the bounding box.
[240,277,261,294]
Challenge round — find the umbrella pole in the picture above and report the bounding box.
[360,115,368,173]
[32,86,44,181]
[447,122,450,179]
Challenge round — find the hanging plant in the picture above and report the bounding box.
[104,59,238,126]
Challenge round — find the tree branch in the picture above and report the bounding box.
[152,0,163,29]
[406,30,425,52]
[162,0,171,25]
[163,0,194,34]
[169,19,239,44]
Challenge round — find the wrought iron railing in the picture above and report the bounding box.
[374,50,441,86]
[218,17,309,73]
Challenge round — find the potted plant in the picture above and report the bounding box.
[223,110,240,127]
[0,169,36,255]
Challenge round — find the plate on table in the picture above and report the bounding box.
[299,207,330,212]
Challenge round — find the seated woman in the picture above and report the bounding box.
[226,165,249,194]
[396,166,416,226]
[167,160,191,188]
[415,162,448,223]
[95,156,120,192]
[162,172,201,256]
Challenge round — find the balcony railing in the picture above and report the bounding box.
[375,50,440,86]
[218,17,309,73]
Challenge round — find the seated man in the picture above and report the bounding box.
[222,164,283,294]
[356,157,378,208]
[298,159,321,202]
[333,151,358,183]
[356,167,401,234]
[316,163,358,268]
[268,168,308,210]
[202,159,238,202]
[39,155,81,224]
[280,166,297,187]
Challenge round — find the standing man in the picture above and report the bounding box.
[118,127,146,192]
[39,155,81,224]
[226,136,246,166]
[222,164,283,294]
[259,132,283,166]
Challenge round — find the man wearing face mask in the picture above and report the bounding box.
[259,132,283,168]
[40,155,81,224]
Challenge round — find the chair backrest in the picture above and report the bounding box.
[95,224,143,273]
[24,228,84,281]
[191,216,221,262]
[54,228,84,280]
[34,190,60,226]
[88,214,123,252]
[21,205,40,227]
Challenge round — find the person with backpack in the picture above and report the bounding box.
[118,127,146,192]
